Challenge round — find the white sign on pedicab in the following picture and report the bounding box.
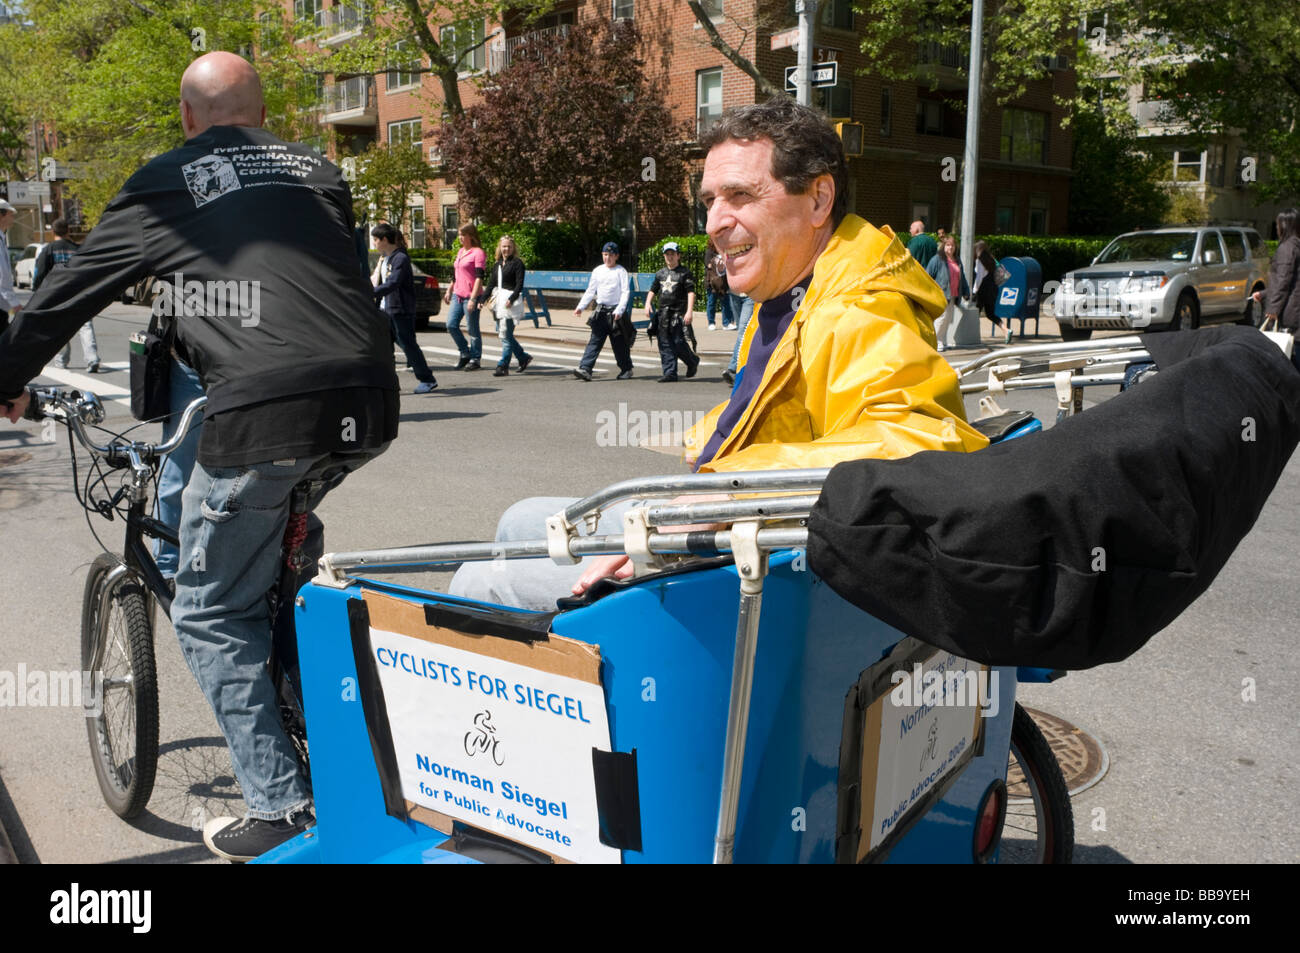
[368,624,620,864]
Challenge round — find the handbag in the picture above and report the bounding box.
[617,310,637,347]
[129,302,173,421]
[1258,315,1295,359]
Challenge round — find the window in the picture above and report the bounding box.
[916,98,943,135]
[440,19,486,73]
[816,79,851,119]
[613,0,634,20]
[612,201,636,249]
[995,193,1017,233]
[388,119,421,150]
[1028,194,1049,235]
[1000,108,1048,164]
[1225,231,1248,262]
[1171,149,1203,182]
[1206,143,1226,188]
[880,86,892,137]
[821,0,852,30]
[697,68,722,138]
[700,0,722,15]
[386,38,420,90]
[409,206,427,249]
[298,73,324,108]
[441,203,459,249]
[293,0,320,24]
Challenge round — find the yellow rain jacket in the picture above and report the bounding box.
[684,214,988,472]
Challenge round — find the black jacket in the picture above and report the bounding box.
[480,256,525,306]
[807,326,1300,670]
[373,248,416,315]
[1264,235,1300,331]
[0,125,398,420]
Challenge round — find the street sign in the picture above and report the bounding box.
[784,61,838,92]
[770,27,800,51]
[40,158,90,181]
[7,180,51,206]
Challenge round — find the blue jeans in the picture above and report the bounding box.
[446,294,481,361]
[579,308,632,373]
[496,316,531,368]
[449,496,638,611]
[727,297,757,374]
[155,359,205,577]
[389,311,435,384]
[171,457,322,820]
[706,290,735,328]
[56,321,100,367]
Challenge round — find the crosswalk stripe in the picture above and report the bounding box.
[35,365,132,411]
[402,341,717,370]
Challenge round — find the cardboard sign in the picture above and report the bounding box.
[361,590,620,864]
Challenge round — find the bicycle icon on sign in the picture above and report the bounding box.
[464,710,505,766]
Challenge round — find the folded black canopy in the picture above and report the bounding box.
[807,326,1300,670]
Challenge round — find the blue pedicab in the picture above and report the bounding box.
[258,337,1157,865]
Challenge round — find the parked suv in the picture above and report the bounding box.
[1054,227,1269,341]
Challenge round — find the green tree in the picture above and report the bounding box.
[436,20,690,261]
[1096,0,1300,203]
[311,0,560,121]
[1068,88,1170,233]
[0,1,317,222]
[349,140,437,235]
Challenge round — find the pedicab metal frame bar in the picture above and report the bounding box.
[314,468,827,864]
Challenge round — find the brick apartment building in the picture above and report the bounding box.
[286,0,1075,251]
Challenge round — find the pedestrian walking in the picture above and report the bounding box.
[572,241,633,381]
[925,234,969,352]
[36,218,101,372]
[479,234,532,376]
[645,242,699,382]
[0,200,21,335]
[445,223,485,370]
[372,222,437,394]
[906,220,938,268]
[705,238,735,330]
[1255,207,1300,371]
[972,240,1013,344]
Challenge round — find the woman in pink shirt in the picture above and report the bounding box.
[445,223,486,370]
[925,234,970,352]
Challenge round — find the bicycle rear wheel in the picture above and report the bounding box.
[81,553,160,819]
[1000,702,1074,863]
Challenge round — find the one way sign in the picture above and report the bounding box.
[784,62,838,91]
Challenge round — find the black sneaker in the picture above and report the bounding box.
[493,365,509,377]
[455,356,470,370]
[722,368,736,386]
[203,808,315,862]
[465,360,480,371]
[572,368,592,381]
[86,362,101,374]
[657,374,678,383]
[517,355,532,373]
[616,368,634,380]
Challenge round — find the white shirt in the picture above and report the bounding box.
[577,263,630,314]
[0,231,19,311]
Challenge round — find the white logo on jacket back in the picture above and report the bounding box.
[181,154,242,207]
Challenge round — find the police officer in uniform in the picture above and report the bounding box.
[645,242,700,382]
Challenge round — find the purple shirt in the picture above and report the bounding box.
[453,246,486,298]
[695,277,812,470]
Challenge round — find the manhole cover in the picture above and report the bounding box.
[1012,706,1109,797]
[0,450,32,468]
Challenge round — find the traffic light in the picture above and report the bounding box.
[836,121,864,157]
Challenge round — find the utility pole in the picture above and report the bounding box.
[795,0,819,106]
[959,0,984,284]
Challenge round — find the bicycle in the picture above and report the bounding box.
[23,387,330,819]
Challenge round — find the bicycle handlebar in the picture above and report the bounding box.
[26,387,207,465]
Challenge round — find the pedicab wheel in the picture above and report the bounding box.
[1000,702,1074,863]
[81,553,159,819]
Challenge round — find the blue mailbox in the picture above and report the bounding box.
[994,257,1042,337]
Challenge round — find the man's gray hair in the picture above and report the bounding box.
[700,97,849,227]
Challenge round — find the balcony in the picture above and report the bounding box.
[488,24,570,73]
[321,77,376,125]
[315,2,370,45]
[917,40,968,91]
[1134,99,1184,132]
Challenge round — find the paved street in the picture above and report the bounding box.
[1,296,1296,864]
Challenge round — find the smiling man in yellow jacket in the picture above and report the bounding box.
[452,99,986,607]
